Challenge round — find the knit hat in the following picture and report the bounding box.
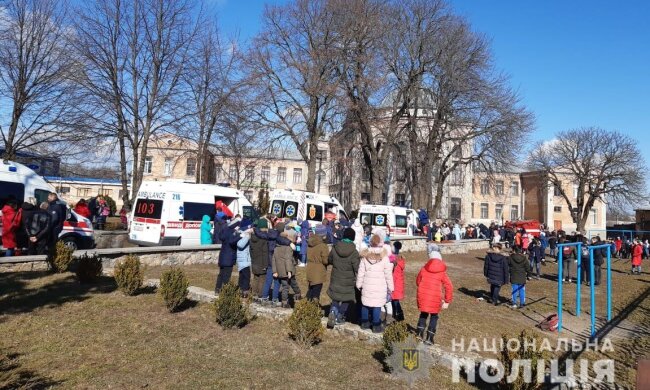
[343,227,356,241]
[427,243,442,260]
[393,241,402,255]
[314,224,328,237]
[372,228,386,244]
[256,218,268,229]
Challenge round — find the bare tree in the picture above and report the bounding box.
[0,0,84,160]
[74,0,197,205]
[528,127,646,232]
[248,0,339,192]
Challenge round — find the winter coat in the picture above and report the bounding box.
[418,209,429,225]
[522,235,530,250]
[272,242,295,278]
[74,203,91,219]
[416,259,453,314]
[250,229,270,275]
[306,235,329,285]
[217,222,240,267]
[528,245,543,263]
[352,220,364,251]
[24,209,51,242]
[1,205,21,248]
[632,244,643,266]
[614,239,622,251]
[327,241,360,302]
[484,251,509,286]
[200,215,212,245]
[452,225,461,241]
[236,235,252,271]
[356,246,394,307]
[300,220,310,255]
[591,241,607,266]
[508,254,531,285]
[212,217,227,244]
[548,237,557,249]
[390,254,405,301]
[255,228,291,266]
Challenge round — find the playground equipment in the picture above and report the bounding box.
[587,229,650,241]
[556,242,612,337]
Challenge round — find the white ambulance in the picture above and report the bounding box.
[358,204,419,237]
[268,189,348,226]
[128,181,254,246]
[0,160,95,251]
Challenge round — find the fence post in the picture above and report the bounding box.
[589,248,596,338]
[557,245,564,332]
[576,242,582,316]
[607,245,612,322]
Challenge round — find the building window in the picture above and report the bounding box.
[245,165,255,182]
[554,206,562,213]
[449,197,461,220]
[554,183,562,197]
[362,167,370,181]
[480,203,488,219]
[480,179,489,195]
[361,192,371,202]
[495,204,503,220]
[590,208,597,225]
[510,181,519,196]
[573,185,579,199]
[100,188,112,196]
[511,205,519,220]
[77,187,90,197]
[56,186,70,194]
[395,193,405,206]
[277,167,286,183]
[293,168,302,184]
[495,180,504,195]
[229,165,237,181]
[163,158,173,176]
[144,156,153,174]
[450,168,463,186]
[261,166,270,183]
[186,158,196,177]
[215,163,223,182]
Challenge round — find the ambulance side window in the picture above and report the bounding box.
[360,213,372,225]
[0,181,24,208]
[183,202,215,221]
[395,215,407,228]
[35,189,49,205]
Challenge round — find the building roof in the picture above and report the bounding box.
[45,176,125,186]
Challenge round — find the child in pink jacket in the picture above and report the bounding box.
[357,234,394,333]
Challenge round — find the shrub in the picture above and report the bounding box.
[213,282,248,329]
[48,241,74,273]
[159,268,189,312]
[498,330,551,390]
[114,254,143,296]
[382,321,409,357]
[75,253,103,283]
[288,299,324,348]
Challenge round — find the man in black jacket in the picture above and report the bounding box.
[484,244,509,306]
[590,236,607,285]
[47,193,66,244]
[25,202,52,255]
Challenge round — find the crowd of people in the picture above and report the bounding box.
[72,197,130,230]
[201,207,453,343]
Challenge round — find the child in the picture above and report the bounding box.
[632,239,643,275]
[200,215,213,245]
[306,230,329,302]
[356,234,394,333]
[508,246,531,309]
[327,228,360,328]
[416,244,453,345]
[484,243,509,305]
[272,232,302,308]
[528,239,542,279]
[236,222,253,298]
[389,241,405,321]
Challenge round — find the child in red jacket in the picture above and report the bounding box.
[416,244,453,345]
[631,239,643,275]
[389,241,405,322]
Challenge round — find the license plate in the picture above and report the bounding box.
[133,224,144,231]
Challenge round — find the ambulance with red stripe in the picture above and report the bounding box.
[268,189,348,226]
[128,181,254,246]
[0,160,95,252]
[359,204,419,237]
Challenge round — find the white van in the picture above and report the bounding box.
[269,189,348,226]
[128,181,254,246]
[358,204,419,237]
[0,160,95,251]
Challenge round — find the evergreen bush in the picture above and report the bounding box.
[498,330,550,390]
[382,321,409,357]
[159,267,189,312]
[114,254,143,296]
[213,282,248,328]
[48,241,74,273]
[75,253,103,283]
[288,299,324,348]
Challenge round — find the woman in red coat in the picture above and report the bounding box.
[631,240,643,275]
[389,241,405,321]
[416,248,453,345]
[74,199,92,219]
[1,200,22,256]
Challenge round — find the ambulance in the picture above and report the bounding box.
[268,189,348,226]
[128,181,254,246]
[358,204,419,237]
[0,160,95,251]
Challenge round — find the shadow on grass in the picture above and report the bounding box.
[173,299,199,313]
[137,285,157,295]
[0,272,117,316]
[457,287,489,300]
[1,350,63,389]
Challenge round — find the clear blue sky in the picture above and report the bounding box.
[214,0,650,166]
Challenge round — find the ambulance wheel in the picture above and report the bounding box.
[61,236,78,251]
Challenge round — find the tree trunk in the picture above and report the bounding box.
[431,177,445,219]
[117,126,130,207]
[305,140,317,192]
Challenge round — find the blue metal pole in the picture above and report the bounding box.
[558,245,564,332]
[589,248,596,338]
[576,243,582,316]
[607,246,612,322]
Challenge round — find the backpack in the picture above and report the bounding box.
[538,314,559,332]
[563,246,572,256]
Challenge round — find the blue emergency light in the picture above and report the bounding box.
[8,166,17,172]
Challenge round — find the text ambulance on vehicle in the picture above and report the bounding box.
[269,189,348,226]
[358,204,419,237]
[0,160,95,251]
[128,181,254,247]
